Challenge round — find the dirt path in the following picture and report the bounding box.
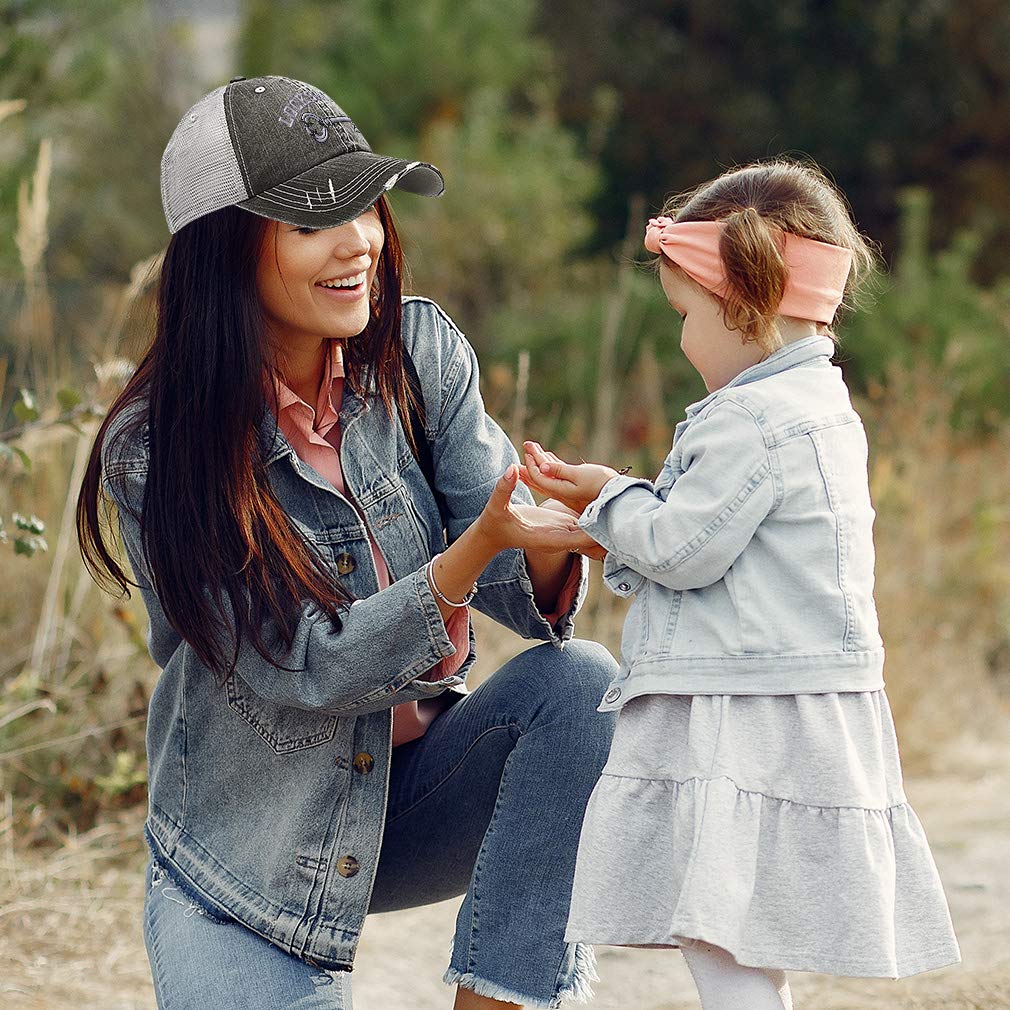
[3,751,1008,1009]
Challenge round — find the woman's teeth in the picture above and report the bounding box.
[317,271,366,289]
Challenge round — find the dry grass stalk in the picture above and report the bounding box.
[27,420,99,680]
[0,99,27,127]
[14,138,55,379]
[591,192,645,461]
[510,348,530,448]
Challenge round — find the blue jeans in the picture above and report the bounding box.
[143,640,618,1009]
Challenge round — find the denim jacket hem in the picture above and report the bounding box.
[596,647,886,711]
[145,807,360,970]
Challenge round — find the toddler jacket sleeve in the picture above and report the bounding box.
[579,400,775,591]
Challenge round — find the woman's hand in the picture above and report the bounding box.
[474,465,589,555]
[537,498,607,561]
[519,441,619,515]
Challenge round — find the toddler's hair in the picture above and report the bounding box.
[661,158,878,351]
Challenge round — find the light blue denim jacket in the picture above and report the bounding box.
[101,297,588,970]
[579,334,884,711]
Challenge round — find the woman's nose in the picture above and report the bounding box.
[330,218,372,258]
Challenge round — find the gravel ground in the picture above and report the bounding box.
[3,747,1008,1010]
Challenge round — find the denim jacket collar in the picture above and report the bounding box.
[257,377,372,466]
[685,334,835,417]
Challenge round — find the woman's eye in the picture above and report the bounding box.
[295,226,321,235]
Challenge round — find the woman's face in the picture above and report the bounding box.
[255,206,384,348]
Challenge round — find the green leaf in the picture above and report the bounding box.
[12,447,31,471]
[13,388,39,424]
[57,387,83,411]
[14,534,47,557]
[12,513,45,534]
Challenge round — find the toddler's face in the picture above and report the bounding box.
[659,262,767,392]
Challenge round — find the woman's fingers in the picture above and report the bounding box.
[520,518,586,554]
[488,464,520,513]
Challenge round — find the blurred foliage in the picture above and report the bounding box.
[0,0,191,281]
[843,188,1010,431]
[539,0,1010,280]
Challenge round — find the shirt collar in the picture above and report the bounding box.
[270,339,346,426]
[685,333,835,416]
[259,341,363,465]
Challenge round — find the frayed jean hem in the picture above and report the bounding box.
[442,942,598,1008]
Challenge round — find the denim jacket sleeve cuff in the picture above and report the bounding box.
[404,564,461,670]
[577,473,656,551]
[514,548,589,648]
[472,547,588,647]
[600,551,646,598]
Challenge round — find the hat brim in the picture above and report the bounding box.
[237,150,444,229]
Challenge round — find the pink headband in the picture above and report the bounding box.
[644,216,853,324]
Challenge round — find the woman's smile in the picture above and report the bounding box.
[314,268,369,301]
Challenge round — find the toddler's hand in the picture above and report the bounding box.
[519,441,619,515]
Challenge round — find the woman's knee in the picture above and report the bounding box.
[539,638,618,702]
[493,638,618,734]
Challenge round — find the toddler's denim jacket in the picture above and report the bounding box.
[100,298,588,969]
[579,334,885,711]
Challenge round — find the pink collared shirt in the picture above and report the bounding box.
[270,339,578,746]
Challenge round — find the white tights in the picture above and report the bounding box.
[681,940,793,1010]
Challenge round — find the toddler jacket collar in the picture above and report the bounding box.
[685,334,836,417]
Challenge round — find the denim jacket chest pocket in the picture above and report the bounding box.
[224,670,342,755]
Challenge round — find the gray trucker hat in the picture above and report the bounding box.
[160,75,444,234]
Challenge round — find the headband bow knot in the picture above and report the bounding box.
[644,215,852,324]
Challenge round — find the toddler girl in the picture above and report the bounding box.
[520,159,960,1009]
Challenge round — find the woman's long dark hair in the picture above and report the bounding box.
[77,196,421,680]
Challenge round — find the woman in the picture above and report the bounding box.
[77,75,618,1009]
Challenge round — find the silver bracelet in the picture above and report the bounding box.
[426,553,477,608]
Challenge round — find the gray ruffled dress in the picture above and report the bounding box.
[564,689,961,978]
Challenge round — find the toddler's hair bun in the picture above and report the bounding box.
[718,206,788,348]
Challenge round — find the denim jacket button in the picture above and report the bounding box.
[618,582,631,592]
[337,855,360,878]
[336,551,356,575]
[352,752,374,774]
[604,686,622,704]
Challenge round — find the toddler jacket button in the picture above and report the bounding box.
[603,686,622,704]
[352,752,374,774]
[337,855,360,878]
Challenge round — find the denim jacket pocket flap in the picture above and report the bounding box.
[225,672,339,754]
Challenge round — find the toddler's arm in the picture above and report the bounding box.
[527,402,775,591]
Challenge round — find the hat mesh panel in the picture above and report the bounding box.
[160,86,249,233]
